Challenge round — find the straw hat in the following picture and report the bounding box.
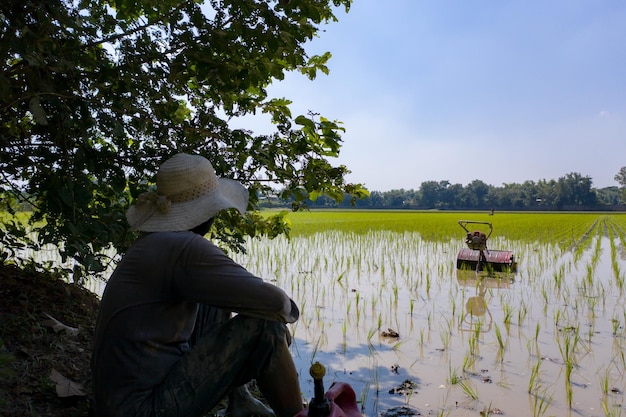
[126,153,249,232]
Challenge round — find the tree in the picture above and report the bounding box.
[494,183,524,208]
[419,181,445,208]
[556,172,596,207]
[462,179,491,208]
[535,179,558,207]
[596,186,621,206]
[615,167,626,186]
[0,0,367,279]
[615,167,626,203]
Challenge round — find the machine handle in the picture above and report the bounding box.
[458,220,493,239]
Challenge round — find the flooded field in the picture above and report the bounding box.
[9,210,626,416]
[233,212,626,417]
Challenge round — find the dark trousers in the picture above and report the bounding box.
[152,306,291,417]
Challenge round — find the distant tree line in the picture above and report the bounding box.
[268,171,626,211]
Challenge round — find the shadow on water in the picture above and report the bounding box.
[291,337,423,416]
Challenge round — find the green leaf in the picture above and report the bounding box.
[0,0,355,278]
[294,115,316,130]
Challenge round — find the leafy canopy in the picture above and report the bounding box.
[0,0,368,279]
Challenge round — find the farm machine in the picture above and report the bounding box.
[456,220,517,272]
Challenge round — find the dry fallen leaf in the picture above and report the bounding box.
[49,369,86,397]
[41,312,80,335]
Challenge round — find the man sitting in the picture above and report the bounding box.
[91,153,303,417]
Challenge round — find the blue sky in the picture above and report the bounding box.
[251,1,626,191]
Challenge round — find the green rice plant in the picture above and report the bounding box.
[449,296,456,321]
[473,317,482,339]
[494,323,505,362]
[557,327,579,408]
[528,359,542,394]
[367,327,377,344]
[440,327,451,350]
[585,262,595,289]
[534,322,540,342]
[552,268,563,290]
[611,317,620,337]
[530,386,553,417]
[502,303,513,331]
[391,340,403,351]
[599,368,610,396]
[612,342,626,375]
[468,327,479,357]
[458,380,479,400]
[602,397,623,417]
[448,363,461,385]
[358,381,370,413]
[481,402,496,417]
[554,308,562,327]
[613,262,624,292]
[462,351,475,373]
[517,300,528,326]
[336,271,346,288]
[310,336,323,363]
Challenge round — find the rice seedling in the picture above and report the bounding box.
[468,331,479,358]
[517,300,528,326]
[359,381,370,414]
[530,386,553,417]
[494,323,505,362]
[612,317,620,337]
[462,351,476,373]
[481,402,496,417]
[528,359,542,394]
[502,302,513,331]
[448,363,461,386]
[439,326,451,350]
[599,368,611,396]
[458,380,479,400]
[556,327,579,408]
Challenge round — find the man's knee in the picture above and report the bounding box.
[233,315,291,346]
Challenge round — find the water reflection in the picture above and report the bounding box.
[457,270,513,333]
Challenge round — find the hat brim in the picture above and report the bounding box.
[126,178,248,232]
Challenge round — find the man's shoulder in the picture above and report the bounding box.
[133,232,223,260]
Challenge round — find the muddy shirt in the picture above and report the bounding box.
[91,231,298,417]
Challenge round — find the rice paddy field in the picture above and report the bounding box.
[231,210,626,417]
[5,209,626,416]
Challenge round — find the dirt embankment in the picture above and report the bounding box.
[0,263,98,417]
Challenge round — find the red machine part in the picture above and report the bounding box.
[456,248,516,272]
